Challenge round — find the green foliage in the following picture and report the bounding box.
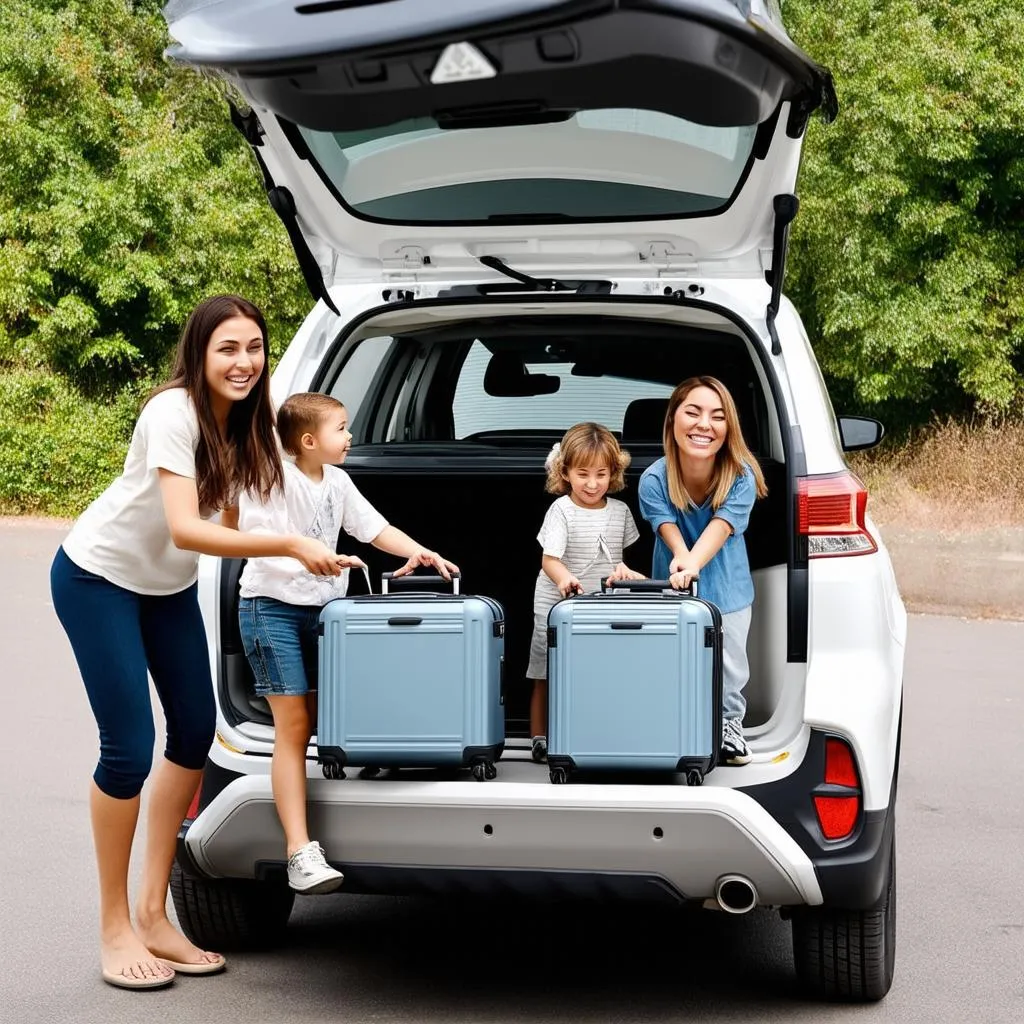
[2,0,1023,513]
[0,0,307,392]
[0,368,143,515]
[783,0,1024,422]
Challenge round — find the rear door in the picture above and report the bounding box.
[163,0,835,284]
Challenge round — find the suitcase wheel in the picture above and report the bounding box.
[685,769,704,787]
[358,766,382,780]
[549,767,569,785]
[471,761,496,782]
[321,761,346,781]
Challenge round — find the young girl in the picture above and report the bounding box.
[527,422,645,762]
[237,392,459,894]
[637,376,768,765]
[50,296,347,990]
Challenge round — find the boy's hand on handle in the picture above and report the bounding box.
[291,537,346,576]
[559,574,583,598]
[607,562,646,583]
[392,547,460,581]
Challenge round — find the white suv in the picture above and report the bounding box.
[163,0,906,1002]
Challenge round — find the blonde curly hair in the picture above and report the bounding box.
[545,422,631,495]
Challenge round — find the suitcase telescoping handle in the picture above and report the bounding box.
[381,570,461,595]
[601,577,698,597]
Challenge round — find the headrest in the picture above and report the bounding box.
[621,398,668,442]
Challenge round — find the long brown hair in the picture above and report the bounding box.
[148,295,283,510]
[663,376,767,511]
[545,422,631,495]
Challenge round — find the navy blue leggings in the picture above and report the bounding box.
[50,546,216,799]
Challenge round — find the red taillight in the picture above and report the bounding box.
[813,737,861,841]
[823,737,859,787]
[796,471,877,557]
[186,782,202,821]
[814,796,860,840]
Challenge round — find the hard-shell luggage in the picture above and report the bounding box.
[317,572,505,781]
[546,579,722,786]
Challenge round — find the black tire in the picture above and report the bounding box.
[791,836,896,1002]
[170,862,295,951]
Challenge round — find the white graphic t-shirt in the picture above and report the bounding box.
[238,461,388,606]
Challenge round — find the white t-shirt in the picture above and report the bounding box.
[62,387,213,595]
[238,461,388,606]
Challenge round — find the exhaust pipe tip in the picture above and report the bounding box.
[715,874,758,914]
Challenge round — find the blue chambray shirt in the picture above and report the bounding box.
[637,457,757,614]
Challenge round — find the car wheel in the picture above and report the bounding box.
[791,834,896,1002]
[170,862,295,951]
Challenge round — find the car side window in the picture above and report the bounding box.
[327,335,396,441]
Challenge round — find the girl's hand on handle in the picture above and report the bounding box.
[608,562,646,583]
[392,547,460,581]
[559,574,583,598]
[669,567,700,591]
[291,537,346,577]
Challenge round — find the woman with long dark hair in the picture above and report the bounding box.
[50,296,345,989]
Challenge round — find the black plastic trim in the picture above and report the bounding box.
[254,862,692,904]
[175,757,246,877]
[786,423,808,660]
[739,729,897,909]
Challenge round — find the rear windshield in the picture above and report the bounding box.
[324,317,766,454]
[297,109,757,223]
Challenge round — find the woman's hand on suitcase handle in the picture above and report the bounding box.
[291,536,349,576]
[669,566,700,591]
[337,553,368,570]
[392,547,460,581]
[559,574,583,598]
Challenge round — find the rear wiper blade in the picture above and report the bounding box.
[476,255,611,295]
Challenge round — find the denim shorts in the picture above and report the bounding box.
[239,596,321,697]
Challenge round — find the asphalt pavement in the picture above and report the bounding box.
[1,521,1021,1024]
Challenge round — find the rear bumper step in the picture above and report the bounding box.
[183,774,823,907]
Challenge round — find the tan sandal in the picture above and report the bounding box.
[156,954,226,975]
[101,965,175,990]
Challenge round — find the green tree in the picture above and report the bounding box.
[0,0,307,392]
[783,0,1024,424]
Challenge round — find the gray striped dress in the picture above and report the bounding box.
[527,495,640,679]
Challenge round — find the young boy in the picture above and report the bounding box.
[237,392,459,893]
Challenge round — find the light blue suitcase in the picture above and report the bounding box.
[317,572,505,781]
[546,579,723,786]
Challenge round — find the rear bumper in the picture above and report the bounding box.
[180,767,824,908]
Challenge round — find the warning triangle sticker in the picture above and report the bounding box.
[430,42,497,85]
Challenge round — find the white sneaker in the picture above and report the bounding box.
[287,841,344,894]
[721,718,752,766]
